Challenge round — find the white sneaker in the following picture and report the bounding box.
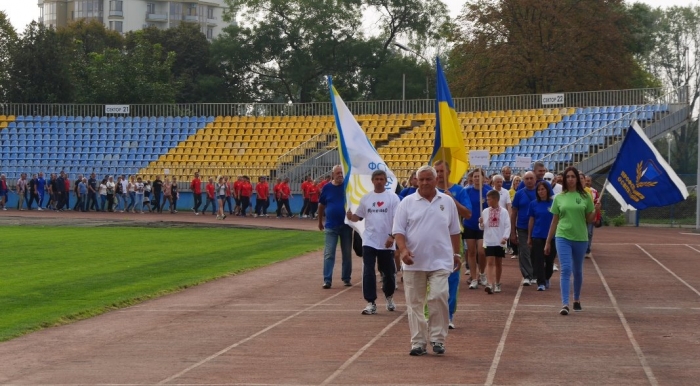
[361,302,377,315]
[253,214,258,218]
[530,279,538,285]
[522,278,531,286]
[386,296,396,311]
[469,280,478,289]
[511,254,518,259]
[465,269,470,276]
[479,273,488,286]
[553,264,559,272]
[448,320,455,329]
[494,283,502,293]
[37,207,43,211]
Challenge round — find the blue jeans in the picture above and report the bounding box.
[448,269,460,321]
[127,192,136,211]
[555,237,588,306]
[586,223,594,254]
[322,224,353,285]
[100,194,107,211]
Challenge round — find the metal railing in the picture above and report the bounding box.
[0,87,685,119]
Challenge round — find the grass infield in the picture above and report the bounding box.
[0,226,324,342]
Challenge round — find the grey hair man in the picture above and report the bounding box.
[393,165,462,356]
[318,165,353,289]
[511,171,537,286]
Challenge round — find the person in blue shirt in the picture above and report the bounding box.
[318,165,352,289]
[36,172,46,209]
[464,168,492,289]
[398,171,418,200]
[511,171,537,286]
[527,181,556,291]
[435,160,472,329]
[501,166,514,191]
[78,178,89,212]
[515,161,554,195]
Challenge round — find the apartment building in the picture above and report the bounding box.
[37,0,233,40]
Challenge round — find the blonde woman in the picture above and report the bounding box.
[216,176,228,220]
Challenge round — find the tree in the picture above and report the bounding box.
[57,19,123,57]
[125,23,218,102]
[448,0,650,97]
[74,37,177,104]
[5,22,74,103]
[0,11,18,102]
[217,0,449,103]
[632,4,700,173]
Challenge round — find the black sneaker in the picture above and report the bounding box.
[343,280,352,287]
[560,306,570,315]
[432,342,446,355]
[573,302,582,312]
[409,346,427,356]
[322,282,331,289]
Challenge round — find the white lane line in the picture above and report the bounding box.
[318,311,407,386]
[637,245,700,297]
[591,255,658,386]
[685,244,700,253]
[680,233,700,236]
[485,284,523,386]
[158,284,358,384]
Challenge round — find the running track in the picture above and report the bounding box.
[0,212,699,385]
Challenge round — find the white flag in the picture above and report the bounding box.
[328,77,398,236]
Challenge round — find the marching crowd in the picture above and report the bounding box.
[1,161,602,356]
[321,162,601,356]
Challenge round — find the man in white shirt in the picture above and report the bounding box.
[347,170,400,315]
[544,172,562,195]
[393,165,462,356]
[491,174,512,210]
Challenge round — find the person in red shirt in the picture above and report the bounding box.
[233,175,243,215]
[190,172,202,214]
[300,175,312,218]
[318,174,331,191]
[276,177,293,218]
[307,178,321,219]
[64,175,71,210]
[201,177,217,215]
[254,176,270,217]
[239,176,253,217]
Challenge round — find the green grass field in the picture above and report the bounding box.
[0,226,323,342]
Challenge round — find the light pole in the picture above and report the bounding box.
[666,132,673,164]
[393,42,430,100]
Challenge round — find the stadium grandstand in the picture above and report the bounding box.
[0,86,690,206]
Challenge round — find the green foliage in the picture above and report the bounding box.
[0,11,18,102]
[449,0,650,97]
[0,226,323,342]
[612,214,627,227]
[73,37,177,104]
[217,0,449,102]
[5,22,74,103]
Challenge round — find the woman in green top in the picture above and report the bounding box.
[544,167,601,315]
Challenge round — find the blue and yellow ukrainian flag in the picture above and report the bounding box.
[429,57,468,184]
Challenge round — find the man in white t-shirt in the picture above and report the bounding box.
[347,170,400,315]
[393,165,462,357]
[491,174,512,211]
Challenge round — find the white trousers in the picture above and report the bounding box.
[403,269,450,348]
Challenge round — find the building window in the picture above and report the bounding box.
[110,21,123,33]
[169,2,182,20]
[76,1,104,20]
[44,2,57,26]
[187,4,197,17]
[207,7,214,19]
[206,27,213,39]
[110,1,123,12]
[147,3,156,14]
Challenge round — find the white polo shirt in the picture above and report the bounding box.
[392,189,461,272]
[495,186,511,209]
